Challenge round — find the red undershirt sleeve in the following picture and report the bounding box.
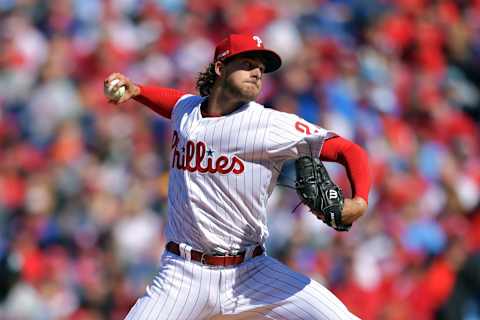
[132,85,185,119]
[320,136,371,203]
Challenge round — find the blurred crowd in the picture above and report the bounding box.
[1,0,480,319]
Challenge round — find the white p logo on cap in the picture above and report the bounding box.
[252,36,263,47]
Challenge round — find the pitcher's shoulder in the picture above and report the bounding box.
[175,94,203,109]
[248,103,299,122]
[172,95,204,117]
[248,101,279,116]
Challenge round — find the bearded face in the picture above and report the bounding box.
[218,56,265,102]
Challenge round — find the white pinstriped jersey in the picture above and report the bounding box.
[125,94,361,320]
[165,94,335,253]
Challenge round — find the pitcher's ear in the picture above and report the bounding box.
[214,61,224,77]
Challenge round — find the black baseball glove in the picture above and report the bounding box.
[294,156,351,231]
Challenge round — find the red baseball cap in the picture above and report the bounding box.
[214,34,282,73]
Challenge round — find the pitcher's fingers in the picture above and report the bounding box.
[117,94,130,104]
[106,73,119,83]
[111,79,126,92]
[106,73,127,87]
[113,73,129,83]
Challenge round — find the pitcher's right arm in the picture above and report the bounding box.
[104,73,185,119]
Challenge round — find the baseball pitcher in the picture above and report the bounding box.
[104,34,371,319]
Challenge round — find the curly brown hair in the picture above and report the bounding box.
[196,63,218,97]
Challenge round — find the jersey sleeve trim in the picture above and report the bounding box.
[133,85,186,119]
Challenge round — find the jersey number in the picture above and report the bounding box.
[295,121,319,135]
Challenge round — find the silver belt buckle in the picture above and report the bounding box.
[200,253,207,264]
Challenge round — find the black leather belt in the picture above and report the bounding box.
[166,241,264,266]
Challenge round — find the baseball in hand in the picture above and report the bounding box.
[105,79,126,101]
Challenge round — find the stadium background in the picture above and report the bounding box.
[1,0,480,319]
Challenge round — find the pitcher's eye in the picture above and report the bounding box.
[245,61,254,69]
[244,61,265,73]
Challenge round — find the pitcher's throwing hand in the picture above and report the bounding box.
[103,72,140,104]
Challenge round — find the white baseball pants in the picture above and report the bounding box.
[125,251,360,319]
